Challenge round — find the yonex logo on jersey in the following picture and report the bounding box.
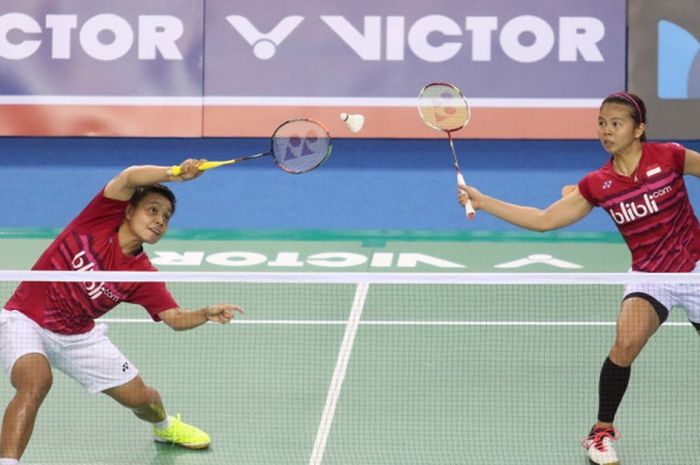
[607,187,671,224]
[603,180,612,189]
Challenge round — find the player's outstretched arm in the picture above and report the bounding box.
[158,304,244,331]
[458,184,593,232]
[683,149,700,178]
[105,159,206,201]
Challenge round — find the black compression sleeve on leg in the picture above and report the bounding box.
[597,356,631,423]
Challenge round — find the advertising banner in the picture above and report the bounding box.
[0,0,204,136]
[0,0,625,138]
[628,0,700,140]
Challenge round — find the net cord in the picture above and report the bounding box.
[0,270,698,285]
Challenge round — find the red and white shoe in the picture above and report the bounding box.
[583,426,620,465]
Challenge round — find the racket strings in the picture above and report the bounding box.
[418,84,470,132]
[271,120,332,174]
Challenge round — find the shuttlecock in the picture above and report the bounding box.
[340,112,365,133]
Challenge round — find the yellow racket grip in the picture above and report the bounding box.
[167,160,234,176]
[167,165,183,176]
[457,173,476,220]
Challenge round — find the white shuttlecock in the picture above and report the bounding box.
[340,112,365,133]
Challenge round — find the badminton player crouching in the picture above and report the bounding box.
[458,92,700,465]
[0,160,243,465]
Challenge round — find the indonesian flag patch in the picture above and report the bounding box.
[646,164,661,177]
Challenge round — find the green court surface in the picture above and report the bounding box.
[1,231,698,464]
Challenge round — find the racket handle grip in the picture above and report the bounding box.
[457,173,476,220]
[168,161,230,176]
[167,165,182,176]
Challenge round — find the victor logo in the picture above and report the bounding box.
[226,15,304,60]
[227,14,607,63]
[0,13,184,61]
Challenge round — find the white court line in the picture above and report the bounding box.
[308,283,369,465]
[98,318,692,327]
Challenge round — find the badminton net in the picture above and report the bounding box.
[0,270,698,465]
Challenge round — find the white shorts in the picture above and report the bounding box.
[623,262,700,324]
[0,309,139,393]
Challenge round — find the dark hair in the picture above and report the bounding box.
[601,91,647,141]
[129,184,176,214]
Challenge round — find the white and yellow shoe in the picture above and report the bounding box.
[583,426,620,465]
[152,414,211,449]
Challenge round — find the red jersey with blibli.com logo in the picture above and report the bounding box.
[5,189,178,335]
[578,142,700,272]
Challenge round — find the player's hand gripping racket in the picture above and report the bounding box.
[418,82,475,220]
[167,118,332,176]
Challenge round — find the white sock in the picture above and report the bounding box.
[0,459,21,465]
[153,415,173,431]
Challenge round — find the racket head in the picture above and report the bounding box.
[418,82,471,133]
[270,119,332,174]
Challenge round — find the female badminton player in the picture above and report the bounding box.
[0,160,243,464]
[457,92,700,465]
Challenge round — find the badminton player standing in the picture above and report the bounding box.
[0,160,243,465]
[457,92,700,465]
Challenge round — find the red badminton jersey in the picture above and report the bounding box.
[5,189,178,335]
[578,142,700,272]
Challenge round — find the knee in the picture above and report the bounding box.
[11,357,53,402]
[16,372,53,404]
[115,384,160,410]
[610,337,643,365]
[132,385,160,409]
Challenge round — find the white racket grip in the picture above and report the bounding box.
[456,173,475,220]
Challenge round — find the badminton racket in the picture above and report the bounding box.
[168,118,332,176]
[418,82,475,219]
